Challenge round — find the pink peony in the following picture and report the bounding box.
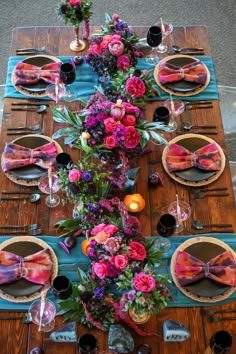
[129,242,147,261]
[125,77,146,98]
[112,14,120,22]
[104,118,117,133]
[103,224,119,236]
[114,254,129,270]
[104,237,121,253]
[90,44,101,56]
[123,126,141,149]
[100,36,113,51]
[117,55,130,72]
[95,230,110,244]
[91,223,106,235]
[133,273,156,292]
[122,114,136,126]
[103,135,118,149]
[108,40,124,56]
[68,168,81,182]
[69,0,81,5]
[93,260,108,279]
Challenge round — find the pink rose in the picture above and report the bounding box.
[95,230,110,244]
[68,168,81,182]
[129,242,147,261]
[104,118,117,133]
[114,254,129,270]
[117,55,130,72]
[112,34,122,41]
[125,77,146,98]
[123,126,141,149]
[103,224,118,236]
[69,0,81,5]
[91,223,106,235]
[103,135,117,149]
[90,44,101,55]
[112,14,120,23]
[109,40,124,56]
[100,37,112,51]
[93,260,108,279]
[122,114,136,126]
[123,102,143,115]
[133,273,156,292]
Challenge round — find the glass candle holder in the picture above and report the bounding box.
[124,194,145,212]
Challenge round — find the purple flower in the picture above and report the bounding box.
[82,172,92,181]
[88,248,95,257]
[86,117,97,127]
[107,264,120,278]
[94,287,105,299]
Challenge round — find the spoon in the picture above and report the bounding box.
[181,122,217,131]
[11,105,47,114]
[0,193,41,204]
[172,45,204,53]
[7,123,41,131]
[192,220,232,230]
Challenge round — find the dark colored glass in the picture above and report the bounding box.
[78,334,98,354]
[147,26,162,48]
[210,331,232,353]
[153,106,170,125]
[60,63,76,85]
[52,275,72,300]
[56,152,73,170]
[157,214,176,237]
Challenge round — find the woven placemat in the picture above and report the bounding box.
[170,236,236,303]
[153,54,210,97]
[162,133,225,187]
[0,236,58,303]
[11,54,61,98]
[1,134,63,186]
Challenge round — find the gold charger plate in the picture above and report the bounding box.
[162,133,225,187]
[1,134,63,186]
[154,54,210,97]
[11,55,61,98]
[0,236,58,303]
[170,236,236,303]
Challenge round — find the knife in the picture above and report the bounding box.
[12,102,49,106]
[191,229,234,234]
[2,190,43,194]
[168,51,205,55]
[16,51,48,56]
[176,131,218,135]
[7,130,43,136]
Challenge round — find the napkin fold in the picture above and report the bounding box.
[158,60,207,85]
[14,61,61,85]
[2,141,58,172]
[0,248,52,285]
[175,250,236,286]
[166,143,221,172]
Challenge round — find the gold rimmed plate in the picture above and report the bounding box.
[162,133,225,187]
[0,236,58,303]
[154,55,210,96]
[170,237,236,303]
[11,55,61,97]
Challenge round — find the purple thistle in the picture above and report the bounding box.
[82,172,92,181]
[94,287,105,299]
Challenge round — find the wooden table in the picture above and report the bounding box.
[0,25,236,354]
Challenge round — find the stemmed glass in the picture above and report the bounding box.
[60,62,76,102]
[28,298,56,332]
[168,200,191,233]
[155,213,176,253]
[46,78,65,112]
[145,26,162,65]
[164,97,185,132]
[156,19,173,53]
[38,169,60,208]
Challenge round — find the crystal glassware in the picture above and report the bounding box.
[155,213,176,253]
[164,99,185,132]
[38,170,60,208]
[156,21,173,53]
[145,26,162,65]
[60,62,76,102]
[168,200,191,233]
[45,79,65,112]
[28,299,56,332]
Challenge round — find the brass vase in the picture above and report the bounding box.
[70,26,86,52]
[128,309,150,324]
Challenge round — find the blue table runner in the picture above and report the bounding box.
[0,234,235,311]
[4,56,218,102]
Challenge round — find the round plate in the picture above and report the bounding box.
[11,55,61,97]
[0,236,58,303]
[170,237,236,302]
[154,55,210,97]
[1,134,63,186]
[162,133,225,187]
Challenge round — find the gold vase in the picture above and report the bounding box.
[70,26,86,52]
[128,309,150,324]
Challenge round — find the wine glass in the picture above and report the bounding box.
[45,78,65,112]
[156,20,173,53]
[145,26,162,65]
[28,299,56,332]
[168,200,191,233]
[38,169,60,208]
[60,62,76,102]
[155,213,176,253]
[164,98,185,132]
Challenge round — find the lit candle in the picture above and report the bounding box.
[124,194,145,213]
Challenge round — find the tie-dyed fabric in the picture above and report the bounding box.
[175,250,236,287]
[166,143,221,172]
[2,141,58,172]
[158,60,207,85]
[14,61,61,85]
[0,249,52,285]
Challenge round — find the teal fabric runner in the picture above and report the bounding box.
[4,56,218,102]
[0,234,235,311]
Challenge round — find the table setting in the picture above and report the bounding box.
[0,6,236,354]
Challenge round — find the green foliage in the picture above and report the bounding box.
[57,0,93,27]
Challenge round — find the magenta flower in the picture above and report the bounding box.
[125,77,146,98]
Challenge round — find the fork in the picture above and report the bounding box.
[185,105,213,110]
[7,123,41,131]
[202,309,236,316]
[16,46,47,53]
[7,130,43,136]
[208,315,236,323]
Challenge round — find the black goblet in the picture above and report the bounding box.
[155,213,176,253]
[52,275,73,300]
[60,62,76,101]
[153,106,170,126]
[209,330,232,354]
[146,26,162,65]
[78,333,98,354]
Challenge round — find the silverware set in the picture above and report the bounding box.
[15,46,49,55]
[190,187,229,199]
[0,223,41,236]
[202,309,236,323]
[0,313,31,323]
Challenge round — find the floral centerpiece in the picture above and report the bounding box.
[85,13,143,77]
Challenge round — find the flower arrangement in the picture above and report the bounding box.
[85,13,143,77]
[57,0,93,26]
